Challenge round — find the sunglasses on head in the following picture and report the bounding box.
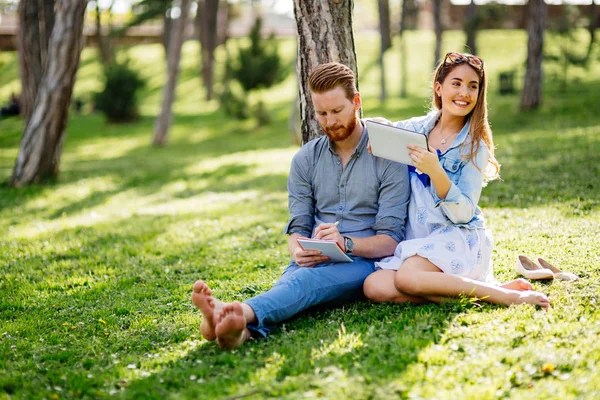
[443,52,484,73]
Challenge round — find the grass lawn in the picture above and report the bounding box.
[1,30,599,399]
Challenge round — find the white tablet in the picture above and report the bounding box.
[297,238,353,263]
[366,120,428,165]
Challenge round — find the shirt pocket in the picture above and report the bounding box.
[442,156,462,184]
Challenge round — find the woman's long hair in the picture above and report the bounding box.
[432,55,500,183]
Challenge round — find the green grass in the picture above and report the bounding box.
[1,30,599,399]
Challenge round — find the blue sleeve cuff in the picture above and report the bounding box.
[373,216,404,243]
[284,215,313,237]
[433,183,462,208]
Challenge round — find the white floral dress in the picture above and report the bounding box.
[375,172,495,283]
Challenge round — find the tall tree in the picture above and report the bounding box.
[11,0,88,187]
[195,0,220,101]
[378,0,391,101]
[432,0,443,68]
[586,0,598,60]
[95,0,116,65]
[464,0,477,54]
[153,0,192,146]
[521,0,547,111]
[17,0,55,123]
[293,0,359,144]
[398,0,409,98]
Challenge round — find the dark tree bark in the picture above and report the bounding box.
[521,0,547,111]
[378,0,391,101]
[153,0,192,146]
[195,0,220,100]
[40,0,56,69]
[399,0,409,98]
[586,1,598,61]
[18,0,56,123]
[95,0,115,65]
[18,2,40,123]
[432,0,443,68]
[464,0,477,54]
[293,0,359,144]
[11,0,88,187]
[162,10,172,56]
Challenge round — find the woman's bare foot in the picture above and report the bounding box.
[512,290,550,310]
[501,278,533,291]
[215,301,251,350]
[191,280,224,341]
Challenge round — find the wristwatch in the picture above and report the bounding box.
[343,236,354,254]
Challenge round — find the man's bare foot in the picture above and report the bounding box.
[501,278,533,291]
[215,301,251,350]
[191,280,224,341]
[512,290,550,311]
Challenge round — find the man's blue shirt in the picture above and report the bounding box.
[285,121,410,247]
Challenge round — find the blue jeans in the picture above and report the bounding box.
[244,256,375,337]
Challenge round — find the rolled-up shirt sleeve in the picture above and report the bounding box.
[432,144,489,224]
[284,150,314,237]
[372,159,411,243]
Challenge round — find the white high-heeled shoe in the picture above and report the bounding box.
[515,255,554,280]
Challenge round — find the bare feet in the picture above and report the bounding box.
[215,301,251,350]
[512,290,550,311]
[191,280,223,341]
[501,278,533,291]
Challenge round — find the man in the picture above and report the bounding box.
[192,62,410,349]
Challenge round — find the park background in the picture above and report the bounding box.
[1,0,599,399]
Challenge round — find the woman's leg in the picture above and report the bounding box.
[394,256,550,309]
[364,270,427,304]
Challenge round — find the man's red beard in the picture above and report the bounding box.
[323,115,358,142]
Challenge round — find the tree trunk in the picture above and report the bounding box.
[11,0,88,187]
[586,1,598,61]
[153,0,191,146]
[95,1,115,65]
[162,10,172,57]
[40,0,56,70]
[432,0,443,68]
[399,0,409,98]
[521,0,547,111]
[293,0,359,144]
[464,0,477,54]
[196,0,220,101]
[18,1,42,123]
[378,0,391,102]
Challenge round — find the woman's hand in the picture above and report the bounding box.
[407,144,442,176]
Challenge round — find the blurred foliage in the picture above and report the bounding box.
[463,1,509,34]
[223,17,286,125]
[93,60,146,122]
[229,17,285,93]
[545,5,589,92]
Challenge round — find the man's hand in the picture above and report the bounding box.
[313,222,344,250]
[293,244,329,267]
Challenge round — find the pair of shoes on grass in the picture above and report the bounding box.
[515,255,580,282]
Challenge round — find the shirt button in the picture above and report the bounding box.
[337,161,340,165]
[340,184,345,188]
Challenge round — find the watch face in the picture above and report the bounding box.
[345,237,354,253]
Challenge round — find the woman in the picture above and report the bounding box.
[364,52,549,309]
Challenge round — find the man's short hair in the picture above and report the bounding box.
[308,62,357,101]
